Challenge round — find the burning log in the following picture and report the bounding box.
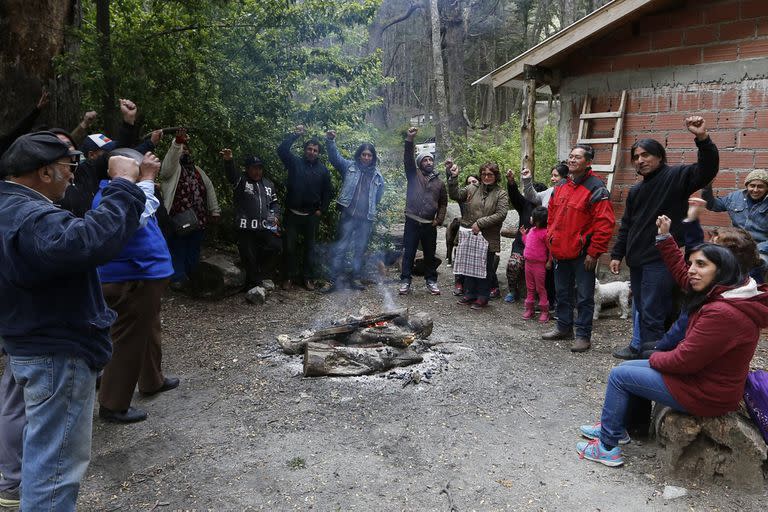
[277,309,435,377]
[303,342,423,377]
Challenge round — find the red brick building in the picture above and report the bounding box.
[475,0,768,240]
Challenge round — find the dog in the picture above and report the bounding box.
[594,279,632,320]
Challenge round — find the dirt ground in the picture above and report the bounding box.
[67,233,768,511]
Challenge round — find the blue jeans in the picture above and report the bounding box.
[10,355,97,512]
[629,260,673,351]
[599,359,686,447]
[0,355,24,492]
[554,255,595,338]
[167,229,205,282]
[329,214,374,282]
[400,217,438,283]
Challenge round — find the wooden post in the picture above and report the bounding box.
[520,64,538,178]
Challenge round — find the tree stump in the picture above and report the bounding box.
[654,406,768,490]
[303,342,423,377]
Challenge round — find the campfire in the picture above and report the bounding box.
[277,307,434,377]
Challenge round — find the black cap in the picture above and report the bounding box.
[243,156,264,168]
[0,131,82,177]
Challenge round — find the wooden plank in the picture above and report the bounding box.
[577,137,619,144]
[580,112,623,119]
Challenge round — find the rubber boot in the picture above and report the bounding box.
[538,303,550,323]
[522,300,535,319]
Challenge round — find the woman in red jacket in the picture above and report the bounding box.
[576,215,768,466]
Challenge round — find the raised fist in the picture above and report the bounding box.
[220,148,233,161]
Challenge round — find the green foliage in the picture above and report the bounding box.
[65,0,384,245]
[447,117,558,185]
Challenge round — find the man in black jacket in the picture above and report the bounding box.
[610,115,718,359]
[221,149,282,290]
[277,125,333,291]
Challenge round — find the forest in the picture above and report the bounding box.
[0,0,610,240]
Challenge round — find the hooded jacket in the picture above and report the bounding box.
[649,236,768,416]
[403,140,447,224]
[448,177,509,253]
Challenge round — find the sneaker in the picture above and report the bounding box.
[489,287,501,299]
[612,344,641,360]
[503,292,516,303]
[452,283,464,296]
[580,422,631,445]
[398,280,411,295]
[576,438,624,467]
[0,486,20,508]
[457,296,474,305]
[426,281,441,295]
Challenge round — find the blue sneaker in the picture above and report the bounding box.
[504,292,516,303]
[580,422,631,445]
[576,439,624,467]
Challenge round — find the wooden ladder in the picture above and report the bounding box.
[576,90,627,192]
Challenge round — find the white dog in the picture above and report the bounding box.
[594,279,631,320]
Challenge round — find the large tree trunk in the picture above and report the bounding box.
[441,0,466,138]
[428,0,449,152]
[95,0,118,135]
[0,0,81,133]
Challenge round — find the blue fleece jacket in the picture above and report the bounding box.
[93,180,174,282]
[0,178,145,369]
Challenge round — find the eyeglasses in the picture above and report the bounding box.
[480,172,495,177]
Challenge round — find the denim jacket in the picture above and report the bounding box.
[703,187,768,255]
[327,139,384,221]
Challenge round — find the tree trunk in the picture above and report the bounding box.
[95,0,118,135]
[520,67,537,176]
[441,0,466,138]
[428,0,449,152]
[0,0,81,132]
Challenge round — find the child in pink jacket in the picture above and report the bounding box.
[520,206,550,322]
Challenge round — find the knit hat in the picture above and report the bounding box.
[415,151,434,168]
[744,169,768,187]
[81,133,116,154]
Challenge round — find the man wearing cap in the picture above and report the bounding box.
[58,98,161,218]
[703,169,768,270]
[399,126,447,295]
[221,148,282,290]
[0,132,146,510]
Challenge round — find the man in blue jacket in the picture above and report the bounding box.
[0,132,145,511]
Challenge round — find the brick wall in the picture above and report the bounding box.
[560,0,768,248]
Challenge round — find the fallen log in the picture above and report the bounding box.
[303,342,423,377]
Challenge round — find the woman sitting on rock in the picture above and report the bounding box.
[576,214,768,467]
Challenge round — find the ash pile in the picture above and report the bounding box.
[277,308,436,378]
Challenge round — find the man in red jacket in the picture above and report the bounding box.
[543,144,615,352]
